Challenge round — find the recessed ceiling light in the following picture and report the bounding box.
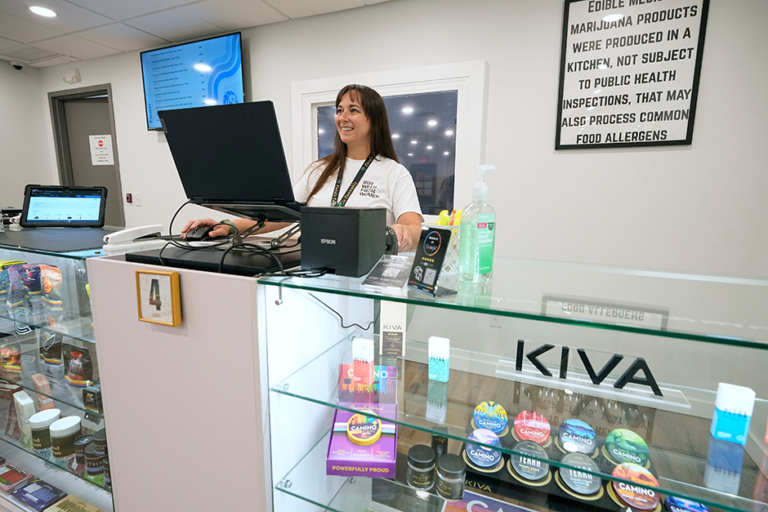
[408,153,413,156]
[402,107,414,114]
[392,133,400,139]
[603,14,623,22]
[428,120,437,126]
[410,140,417,145]
[445,130,454,136]
[318,129,324,134]
[29,6,56,17]
[194,63,212,72]
[427,145,433,150]
[203,98,217,105]
[443,151,449,155]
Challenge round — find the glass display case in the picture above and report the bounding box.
[259,259,768,512]
[0,242,112,512]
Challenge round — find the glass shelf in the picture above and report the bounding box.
[0,313,95,345]
[0,239,104,261]
[0,401,108,493]
[0,371,101,421]
[259,258,768,350]
[271,335,768,512]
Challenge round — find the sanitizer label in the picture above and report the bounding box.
[477,214,495,274]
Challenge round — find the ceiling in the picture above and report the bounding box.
[0,0,389,67]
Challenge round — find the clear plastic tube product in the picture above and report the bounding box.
[428,336,450,383]
[352,338,374,388]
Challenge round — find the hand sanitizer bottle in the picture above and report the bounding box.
[458,165,496,283]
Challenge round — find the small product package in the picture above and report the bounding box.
[39,329,65,381]
[41,266,64,329]
[326,403,398,479]
[63,343,93,388]
[13,391,35,439]
[0,338,22,374]
[0,463,33,494]
[31,373,55,410]
[22,265,45,325]
[337,364,397,404]
[83,385,103,414]
[0,261,26,335]
[11,479,67,511]
[710,383,756,446]
[47,495,104,512]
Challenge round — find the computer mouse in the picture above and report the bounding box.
[185,225,214,241]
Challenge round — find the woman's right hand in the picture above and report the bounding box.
[180,218,230,238]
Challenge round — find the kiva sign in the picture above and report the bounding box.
[515,340,662,396]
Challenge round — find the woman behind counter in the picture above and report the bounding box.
[182,84,423,251]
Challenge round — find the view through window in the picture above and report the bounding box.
[317,90,458,215]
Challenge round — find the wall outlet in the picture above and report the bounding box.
[489,315,502,328]
[134,193,142,206]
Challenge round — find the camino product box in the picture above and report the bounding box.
[326,402,398,479]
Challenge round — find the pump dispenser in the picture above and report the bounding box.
[458,165,496,283]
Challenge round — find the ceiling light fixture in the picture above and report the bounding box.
[29,6,56,17]
[443,151,449,155]
[392,133,400,139]
[411,140,417,145]
[408,153,413,156]
[445,130,454,136]
[428,120,437,126]
[402,107,414,114]
[194,63,212,72]
[318,129,324,134]
[427,146,433,150]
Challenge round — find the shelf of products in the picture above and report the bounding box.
[259,259,768,349]
[270,333,767,512]
[0,246,111,512]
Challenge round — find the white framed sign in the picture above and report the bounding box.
[556,0,710,149]
[89,135,114,165]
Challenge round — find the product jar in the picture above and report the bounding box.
[435,453,466,501]
[103,456,111,490]
[84,443,104,485]
[93,429,107,456]
[74,435,94,465]
[28,409,61,450]
[50,416,82,459]
[407,445,436,490]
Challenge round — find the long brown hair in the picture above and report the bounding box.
[306,84,399,203]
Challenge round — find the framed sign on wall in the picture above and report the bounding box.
[136,269,182,327]
[556,0,710,149]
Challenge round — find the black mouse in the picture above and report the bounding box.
[185,225,214,241]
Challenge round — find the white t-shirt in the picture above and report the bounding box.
[293,156,423,226]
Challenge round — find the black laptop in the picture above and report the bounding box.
[158,101,303,222]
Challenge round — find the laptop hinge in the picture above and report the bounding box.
[191,196,204,204]
[273,197,287,206]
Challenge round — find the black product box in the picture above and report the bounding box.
[83,385,102,414]
[300,207,386,277]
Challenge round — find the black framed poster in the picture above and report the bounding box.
[556,0,709,149]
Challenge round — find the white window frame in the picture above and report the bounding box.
[291,60,489,222]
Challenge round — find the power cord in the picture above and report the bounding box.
[308,293,378,331]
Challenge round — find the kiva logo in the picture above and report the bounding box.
[515,340,663,396]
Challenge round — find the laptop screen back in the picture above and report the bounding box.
[159,101,296,205]
[22,186,107,227]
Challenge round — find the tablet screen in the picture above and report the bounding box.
[24,187,105,226]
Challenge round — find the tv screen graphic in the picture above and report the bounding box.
[141,32,244,131]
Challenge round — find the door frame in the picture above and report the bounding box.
[48,84,125,224]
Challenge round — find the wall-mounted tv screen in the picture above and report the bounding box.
[140,32,244,131]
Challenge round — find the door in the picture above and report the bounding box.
[62,97,125,227]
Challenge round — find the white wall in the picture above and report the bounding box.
[0,64,51,210]
[33,0,768,276]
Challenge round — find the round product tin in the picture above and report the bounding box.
[605,428,650,467]
[509,440,550,482]
[464,429,502,469]
[558,419,597,455]
[473,401,508,436]
[514,411,551,445]
[665,496,710,512]
[559,452,602,496]
[611,463,660,511]
[346,414,382,446]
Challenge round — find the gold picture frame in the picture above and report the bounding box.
[135,269,182,327]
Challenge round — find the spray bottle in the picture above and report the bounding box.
[458,165,496,283]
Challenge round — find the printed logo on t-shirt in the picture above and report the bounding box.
[359,180,380,199]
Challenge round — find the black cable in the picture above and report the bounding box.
[308,292,378,331]
[159,199,237,266]
[168,199,192,238]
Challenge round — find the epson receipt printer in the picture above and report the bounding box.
[301,207,386,277]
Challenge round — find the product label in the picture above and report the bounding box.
[477,214,495,274]
[408,468,433,488]
[32,430,51,449]
[0,465,25,485]
[52,432,78,459]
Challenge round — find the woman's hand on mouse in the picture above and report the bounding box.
[180,218,229,239]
